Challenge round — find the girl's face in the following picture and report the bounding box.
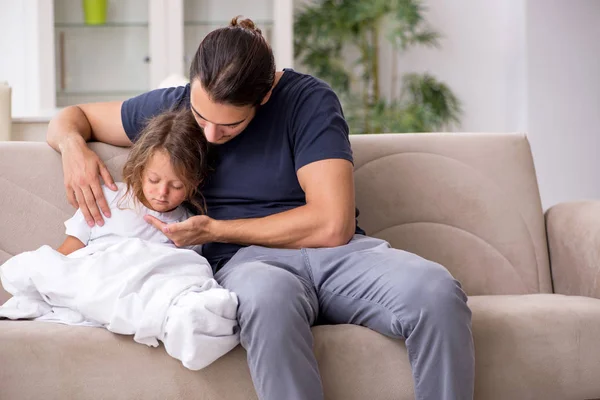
[142,149,188,212]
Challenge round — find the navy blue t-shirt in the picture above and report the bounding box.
[122,69,364,268]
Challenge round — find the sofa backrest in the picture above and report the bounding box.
[351,133,551,295]
[0,133,551,301]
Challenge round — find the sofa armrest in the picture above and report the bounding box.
[546,201,600,298]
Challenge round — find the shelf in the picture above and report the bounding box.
[54,22,149,28]
[55,91,145,107]
[184,20,273,27]
[57,90,145,95]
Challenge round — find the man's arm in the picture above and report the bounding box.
[56,236,86,256]
[211,83,356,248]
[46,102,131,227]
[215,158,356,248]
[47,101,132,150]
[149,158,357,249]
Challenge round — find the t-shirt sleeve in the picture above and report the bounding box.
[63,184,124,245]
[121,85,190,142]
[290,83,353,172]
[64,209,92,245]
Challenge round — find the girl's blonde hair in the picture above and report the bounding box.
[121,109,209,213]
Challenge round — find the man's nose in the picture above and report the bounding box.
[203,123,220,143]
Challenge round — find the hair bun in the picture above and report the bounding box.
[229,16,262,35]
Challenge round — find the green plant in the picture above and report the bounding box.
[294,0,462,134]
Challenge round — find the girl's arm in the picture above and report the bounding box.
[56,236,86,256]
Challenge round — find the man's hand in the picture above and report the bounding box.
[144,215,216,247]
[61,137,118,227]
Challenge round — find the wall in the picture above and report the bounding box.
[390,0,600,207]
[0,2,28,117]
[0,0,55,117]
[378,0,528,133]
[526,0,600,208]
[294,0,528,132]
[379,0,600,208]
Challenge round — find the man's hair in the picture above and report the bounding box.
[189,16,276,107]
[121,109,208,213]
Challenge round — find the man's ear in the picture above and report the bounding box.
[260,89,273,106]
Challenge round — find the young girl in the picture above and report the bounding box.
[57,108,208,256]
[0,110,239,370]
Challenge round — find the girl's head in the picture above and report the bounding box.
[189,16,275,144]
[122,109,208,213]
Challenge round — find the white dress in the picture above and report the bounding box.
[0,183,239,370]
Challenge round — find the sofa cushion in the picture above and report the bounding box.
[470,294,600,400]
[1,294,599,400]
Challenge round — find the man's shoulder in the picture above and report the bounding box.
[280,69,334,96]
[121,85,191,140]
[126,84,191,110]
[274,69,341,120]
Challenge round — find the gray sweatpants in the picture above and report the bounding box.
[214,235,474,400]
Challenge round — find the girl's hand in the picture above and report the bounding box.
[144,215,216,247]
[62,138,118,227]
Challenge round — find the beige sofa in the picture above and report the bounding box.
[1,133,600,400]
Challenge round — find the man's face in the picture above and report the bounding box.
[189,81,256,144]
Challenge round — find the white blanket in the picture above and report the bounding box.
[0,238,239,370]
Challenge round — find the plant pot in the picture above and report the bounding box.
[83,0,108,25]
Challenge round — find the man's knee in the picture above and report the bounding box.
[397,260,470,334]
